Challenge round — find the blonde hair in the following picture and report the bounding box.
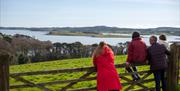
[92,41,106,57]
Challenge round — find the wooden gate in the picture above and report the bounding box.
[9,63,154,91]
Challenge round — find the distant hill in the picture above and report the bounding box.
[0,26,180,36]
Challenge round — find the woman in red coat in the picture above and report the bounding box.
[92,42,122,91]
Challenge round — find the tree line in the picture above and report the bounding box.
[0,33,128,65]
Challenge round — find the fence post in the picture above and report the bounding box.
[0,54,10,91]
[167,42,180,91]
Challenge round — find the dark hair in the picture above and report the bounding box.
[159,34,166,41]
[99,41,106,48]
[132,31,140,39]
[151,35,157,42]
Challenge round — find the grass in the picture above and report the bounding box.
[10,55,155,91]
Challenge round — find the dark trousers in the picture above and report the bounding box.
[126,66,140,80]
[153,69,166,91]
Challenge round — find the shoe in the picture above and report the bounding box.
[132,74,138,81]
[135,74,140,80]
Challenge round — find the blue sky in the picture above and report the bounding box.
[0,0,180,28]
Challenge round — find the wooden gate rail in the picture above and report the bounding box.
[10,63,147,77]
[11,75,52,91]
[9,78,155,89]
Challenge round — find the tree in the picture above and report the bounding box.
[18,54,29,64]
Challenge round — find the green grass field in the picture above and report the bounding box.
[10,55,155,91]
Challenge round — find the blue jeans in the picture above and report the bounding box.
[153,69,166,91]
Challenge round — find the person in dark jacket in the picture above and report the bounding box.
[148,35,170,91]
[125,32,147,81]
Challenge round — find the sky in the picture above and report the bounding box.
[0,0,180,28]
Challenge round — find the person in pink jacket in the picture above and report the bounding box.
[92,41,122,91]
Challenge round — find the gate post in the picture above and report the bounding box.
[0,39,13,91]
[167,42,180,91]
[0,54,10,91]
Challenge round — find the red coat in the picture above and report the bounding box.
[93,46,122,91]
[127,37,147,63]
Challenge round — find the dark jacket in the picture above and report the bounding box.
[127,37,147,63]
[148,43,170,70]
